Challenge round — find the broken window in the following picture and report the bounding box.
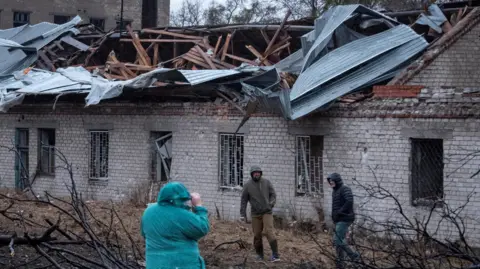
[411,139,444,207]
[219,134,244,188]
[53,15,70,24]
[90,18,105,31]
[150,132,172,182]
[38,129,55,175]
[296,136,324,196]
[142,0,158,28]
[13,11,29,27]
[89,131,109,180]
[15,129,29,190]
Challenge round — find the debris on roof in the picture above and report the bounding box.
[0,2,476,119]
[277,5,428,119]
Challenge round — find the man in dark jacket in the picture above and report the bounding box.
[240,165,279,262]
[328,173,359,269]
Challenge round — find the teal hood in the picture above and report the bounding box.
[142,181,209,269]
[157,182,191,207]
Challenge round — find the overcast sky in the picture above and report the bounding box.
[170,0,226,13]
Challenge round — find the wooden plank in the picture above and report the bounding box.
[38,51,56,71]
[120,38,201,43]
[213,36,223,56]
[264,9,291,56]
[126,25,151,66]
[190,50,233,69]
[107,52,131,79]
[195,45,216,69]
[142,29,203,40]
[54,41,65,50]
[216,91,246,115]
[245,45,272,65]
[153,44,159,66]
[221,33,232,62]
[261,42,290,65]
[225,54,257,66]
[260,29,271,44]
[181,55,211,69]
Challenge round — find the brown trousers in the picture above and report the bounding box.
[252,214,276,250]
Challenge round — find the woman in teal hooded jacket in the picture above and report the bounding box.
[141,182,210,269]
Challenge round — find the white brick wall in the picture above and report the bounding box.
[0,105,321,223]
[1,103,480,246]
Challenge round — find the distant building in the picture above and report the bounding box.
[0,0,170,30]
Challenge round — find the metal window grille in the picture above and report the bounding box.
[296,136,323,195]
[13,12,29,27]
[411,138,444,206]
[89,131,109,180]
[38,129,55,174]
[219,134,244,187]
[150,132,172,182]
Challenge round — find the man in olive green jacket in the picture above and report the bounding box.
[240,165,279,262]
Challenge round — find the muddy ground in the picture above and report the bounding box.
[0,190,334,269]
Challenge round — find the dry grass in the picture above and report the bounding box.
[0,189,333,268]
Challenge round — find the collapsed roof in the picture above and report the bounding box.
[0,3,473,119]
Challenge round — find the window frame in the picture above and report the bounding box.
[150,131,172,182]
[218,133,245,189]
[13,11,30,27]
[89,17,105,31]
[89,130,110,180]
[53,15,70,24]
[410,138,444,207]
[37,128,56,175]
[295,135,324,196]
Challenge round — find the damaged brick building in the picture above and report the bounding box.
[0,0,170,30]
[1,3,480,247]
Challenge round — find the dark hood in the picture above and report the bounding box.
[250,165,263,181]
[327,173,343,189]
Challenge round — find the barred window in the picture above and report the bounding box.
[89,131,109,180]
[410,139,444,206]
[38,129,55,175]
[296,136,323,196]
[13,12,29,27]
[219,134,244,187]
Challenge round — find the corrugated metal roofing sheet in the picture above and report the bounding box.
[290,25,421,101]
[290,36,428,119]
[0,16,81,76]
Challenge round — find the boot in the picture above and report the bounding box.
[269,240,280,262]
[254,239,264,260]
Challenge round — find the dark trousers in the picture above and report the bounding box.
[333,222,359,268]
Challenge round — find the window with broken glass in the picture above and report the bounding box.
[296,136,323,196]
[13,11,30,27]
[410,138,444,207]
[219,134,244,188]
[38,129,55,175]
[150,132,172,182]
[89,131,109,180]
[15,129,29,190]
[90,18,105,30]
